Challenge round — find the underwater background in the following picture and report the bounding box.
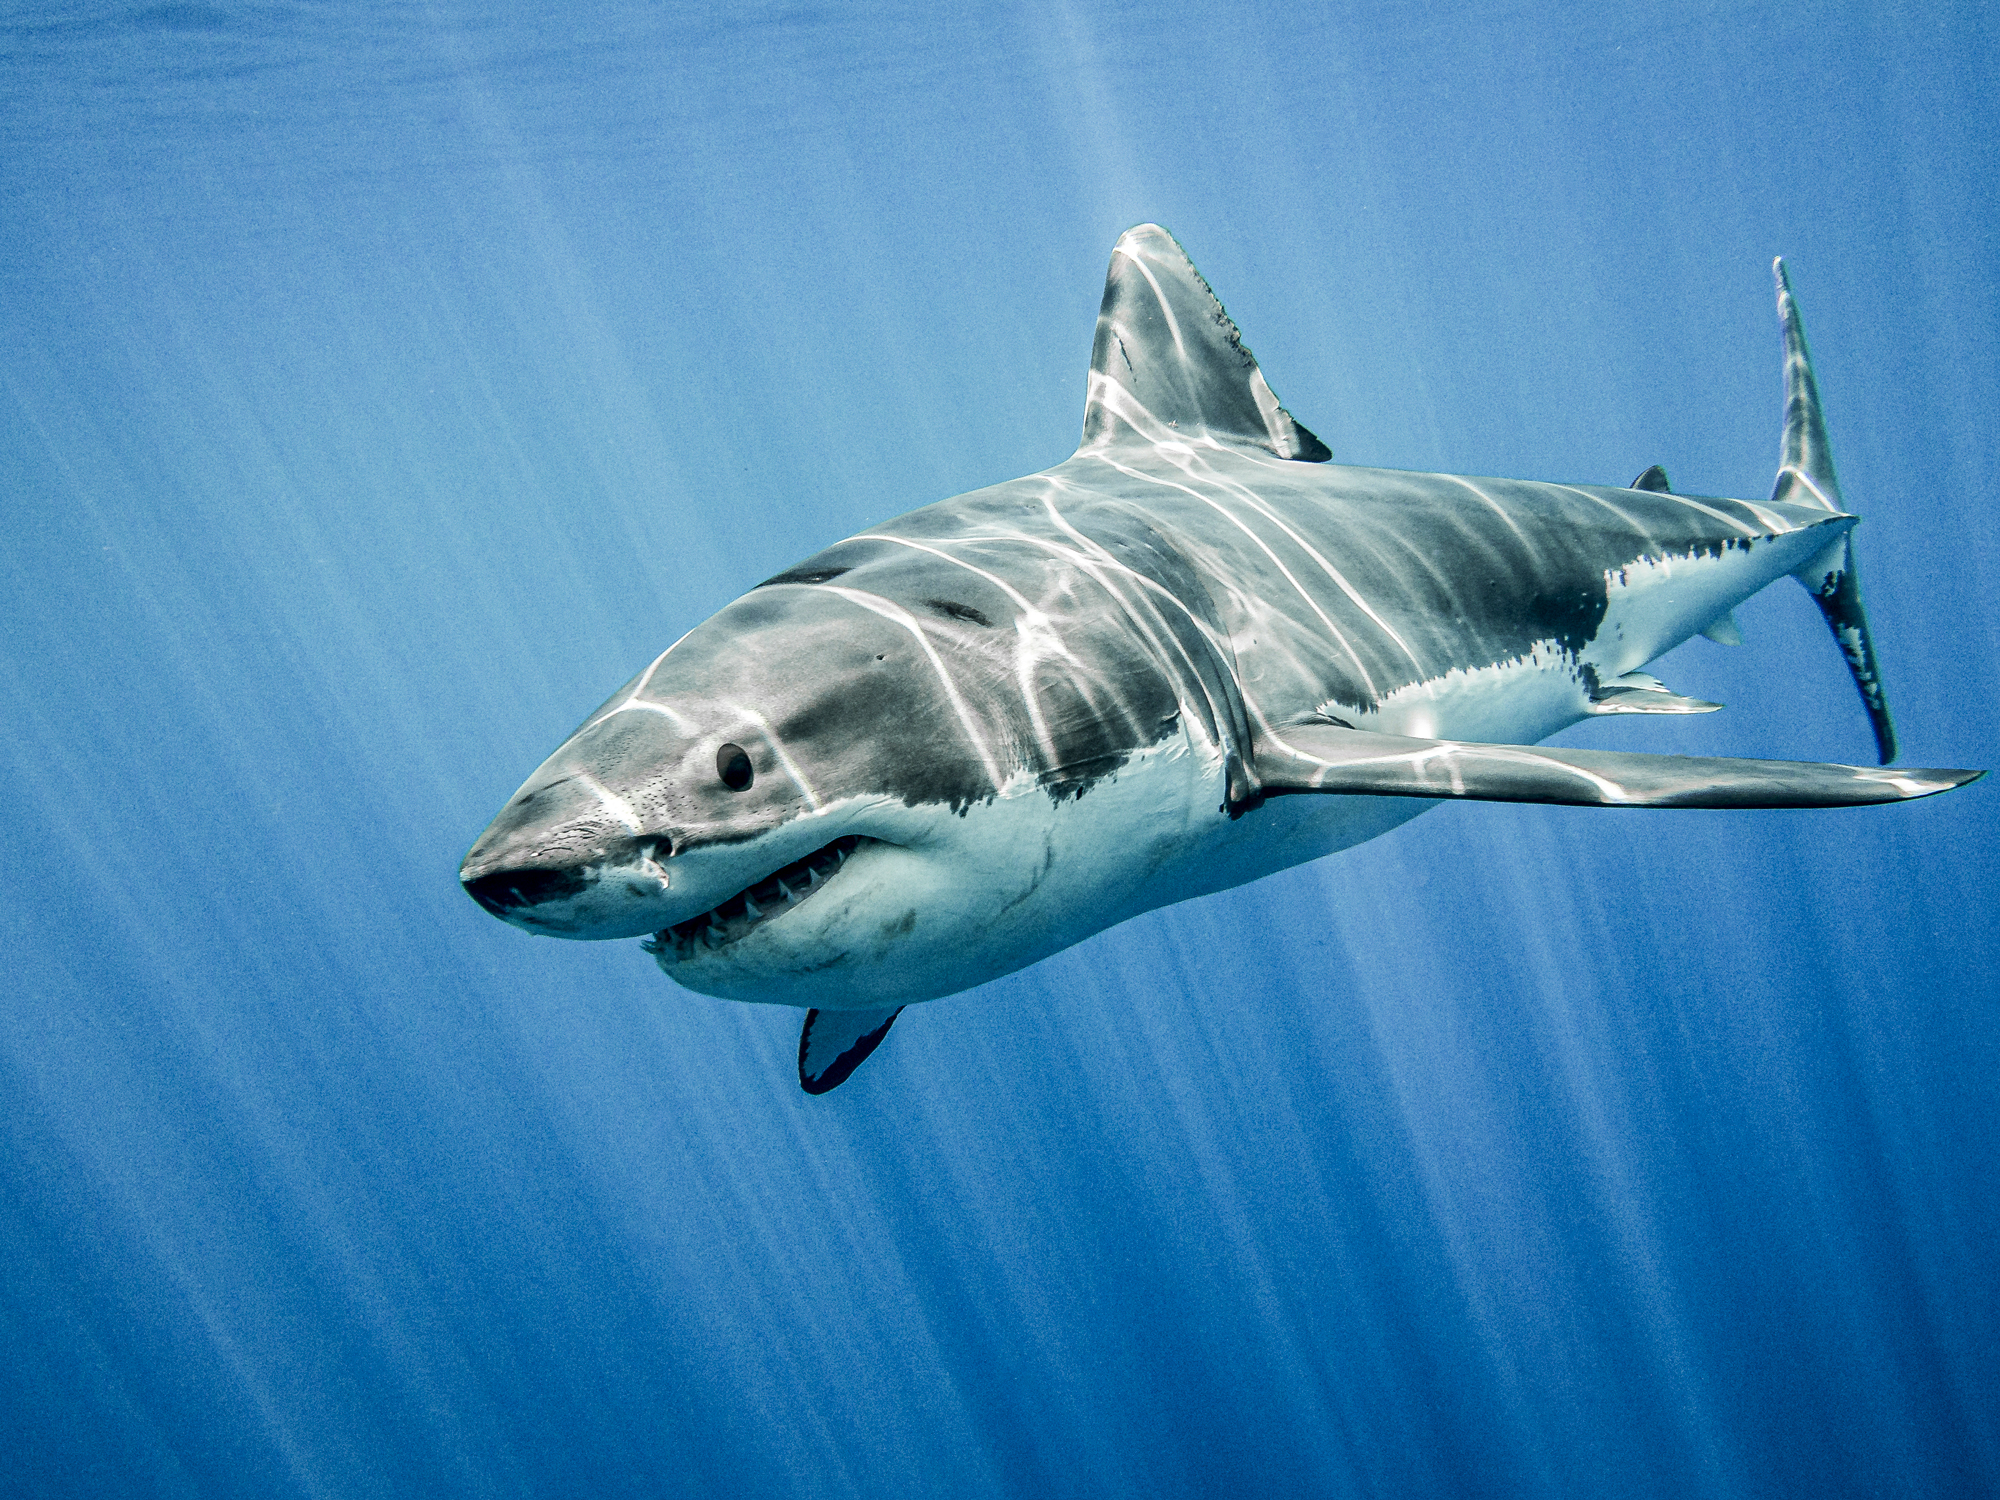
[4,3,1997,1495]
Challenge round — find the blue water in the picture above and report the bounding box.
[4,4,1996,1495]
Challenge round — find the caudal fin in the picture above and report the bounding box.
[1771,259,1897,764]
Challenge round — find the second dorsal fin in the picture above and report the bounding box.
[1079,225,1330,462]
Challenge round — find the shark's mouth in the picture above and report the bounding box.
[647,836,867,962]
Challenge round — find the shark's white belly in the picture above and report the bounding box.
[666,717,1440,1010]
[663,727,1221,1008]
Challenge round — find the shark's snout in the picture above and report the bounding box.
[459,837,675,937]
[461,861,593,919]
[459,792,677,937]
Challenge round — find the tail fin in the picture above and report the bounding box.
[1771,259,1897,764]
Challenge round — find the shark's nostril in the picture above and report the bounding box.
[463,865,588,915]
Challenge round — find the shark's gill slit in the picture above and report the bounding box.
[646,836,868,960]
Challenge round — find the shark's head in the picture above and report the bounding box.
[461,224,1349,1012]
[459,529,1219,1006]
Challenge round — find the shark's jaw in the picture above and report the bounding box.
[651,728,1404,1008]
[460,796,887,947]
[644,827,952,1004]
[643,835,867,962]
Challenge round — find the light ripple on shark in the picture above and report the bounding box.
[461,225,1983,1094]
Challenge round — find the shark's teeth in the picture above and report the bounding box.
[648,836,864,962]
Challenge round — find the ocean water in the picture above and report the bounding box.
[3,3,1996,1495]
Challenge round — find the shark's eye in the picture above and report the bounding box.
[716,743,754,791]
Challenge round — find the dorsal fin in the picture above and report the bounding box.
[1630,464,1672,492]
[1079,225,1330,462]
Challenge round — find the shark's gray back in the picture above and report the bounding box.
[1045,449,1820,722]
[739,451,1822,809]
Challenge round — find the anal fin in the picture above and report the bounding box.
[1587,671,1722,715]
[799,1006,903,1094]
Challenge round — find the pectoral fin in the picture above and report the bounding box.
[798,1006,904,1094]
[1254,723,1982,809]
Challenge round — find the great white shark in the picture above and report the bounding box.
[462,225,1983,1093]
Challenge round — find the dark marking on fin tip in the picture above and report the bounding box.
[799,1007,904,1094]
